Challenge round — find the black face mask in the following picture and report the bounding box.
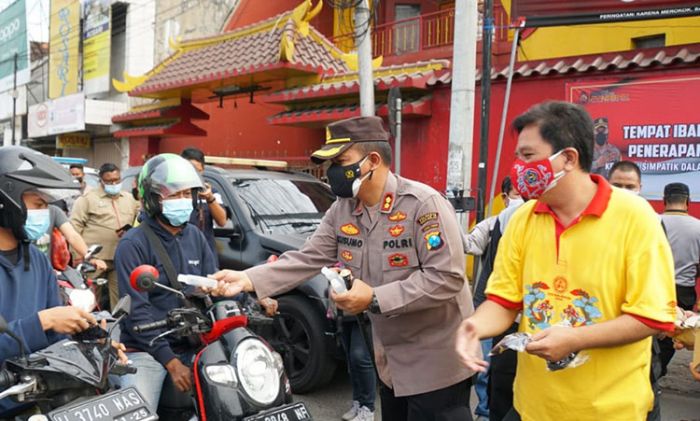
[326,156,371,198]
[595,132,607,146]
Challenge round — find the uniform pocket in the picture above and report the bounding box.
[337,247,362,273]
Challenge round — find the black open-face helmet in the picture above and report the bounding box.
[0,146,79,241]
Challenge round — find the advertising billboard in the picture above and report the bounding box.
[82,0,111,95]
[49,0,80,98]
[567,75,700,201]
[0,0,30,92]
[511,0,700,27]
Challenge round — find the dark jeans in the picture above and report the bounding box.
[658,284,697,376]
[380,378,472,421]
[340,319,376,411]
[488,323,518,421]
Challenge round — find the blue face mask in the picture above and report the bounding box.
[103,183,122,196]
[24,209,51,241]
[162,198,193,227]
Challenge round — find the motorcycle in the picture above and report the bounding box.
[56,244,108,313]
[0,296,155,421]
[128,265,313,421]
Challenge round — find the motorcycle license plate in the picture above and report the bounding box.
[244,402,312,421]
[48,387,156,421]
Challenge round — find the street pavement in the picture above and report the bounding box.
[295,349,700,421]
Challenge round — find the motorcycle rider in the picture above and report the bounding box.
[0,146,102,418]
[116,154,279,408]
[115,153,218,407]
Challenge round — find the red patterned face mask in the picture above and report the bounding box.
[510,150,566,200]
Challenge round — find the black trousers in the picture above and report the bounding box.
[380,378,473,421]
[488,323,519,421]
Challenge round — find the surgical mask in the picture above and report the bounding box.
[162,198,193,227]
[327,156,372,198]
[24,209,51,241]
[595,132,607,146]
[103,183,122,196]
[506,197,524,209]
[510,150,567,201]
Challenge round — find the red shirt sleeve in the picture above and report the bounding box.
[627,313,675,333]
[487,294,523,310]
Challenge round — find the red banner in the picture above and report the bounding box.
[567,75,700,201]
[511,1,700,27]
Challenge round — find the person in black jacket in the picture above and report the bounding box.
[115,153,218,407]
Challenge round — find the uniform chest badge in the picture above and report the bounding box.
[388,211,406,222]
[341,250,353,262]
[381,193,394,212]
[388,225,405,237]
[340,223,360,236]
[388,253,409,267]
[424,231,443,251]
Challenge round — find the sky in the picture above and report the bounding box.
[0,0,50,42]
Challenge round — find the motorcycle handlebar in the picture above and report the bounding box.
[133,319,168,334]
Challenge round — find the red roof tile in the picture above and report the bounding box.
[131,14,348,96]
[264,60,451,104]
[268,96,432,127]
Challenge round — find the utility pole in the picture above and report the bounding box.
[476,0,493,223]
[355,0,374,116]
[11,52,18,145]
[446,0,479,218]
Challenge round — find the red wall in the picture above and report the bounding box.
[157,98,324,161]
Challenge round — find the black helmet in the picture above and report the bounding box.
[138,153,203,219]
[0,146,80,241]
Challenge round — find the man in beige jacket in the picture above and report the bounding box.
[208,116,476,421]
[71,163,140,309]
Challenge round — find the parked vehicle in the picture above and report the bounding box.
[129,265,312,421]
[121,163,342,393]
[0,296,149,421]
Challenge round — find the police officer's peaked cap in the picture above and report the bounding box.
[664,182,690,197]
[593,117,608,128]
[311,116,390,164]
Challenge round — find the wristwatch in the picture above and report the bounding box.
[206,196,216,204]
[368,292,381,314]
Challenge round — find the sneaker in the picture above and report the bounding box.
[341,401,360,421]
[350,406,375,421]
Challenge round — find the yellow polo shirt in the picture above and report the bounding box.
[486,175,676,421]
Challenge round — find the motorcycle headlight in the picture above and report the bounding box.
[235,339,282,405]
[205,364,238,388]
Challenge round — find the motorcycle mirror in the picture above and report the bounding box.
[112,295,132,318]
[130,265,159,292]
[84,244,102,261]
[69,289,97,313]
[0,315,9,334]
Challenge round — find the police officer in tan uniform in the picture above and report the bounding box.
[208,116,475,421]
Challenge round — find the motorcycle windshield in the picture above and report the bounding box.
[33,340,106,385]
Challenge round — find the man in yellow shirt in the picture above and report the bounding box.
[456,101,677,421]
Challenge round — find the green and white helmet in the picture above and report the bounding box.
[138,153,204,217]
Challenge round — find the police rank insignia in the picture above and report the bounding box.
[388,225,404,237]
[340,223,360,236]
[388,211,407,222]
[341,250,353,262]
[424,231,443,251]
[388,253,409,267]
[381,193,394,212]
[417,212,438,225]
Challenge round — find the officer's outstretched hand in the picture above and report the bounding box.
[206,270,254,297]
[38,306,97,335]
[331,279,373,315]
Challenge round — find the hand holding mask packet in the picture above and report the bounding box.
[490,324,590,371]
